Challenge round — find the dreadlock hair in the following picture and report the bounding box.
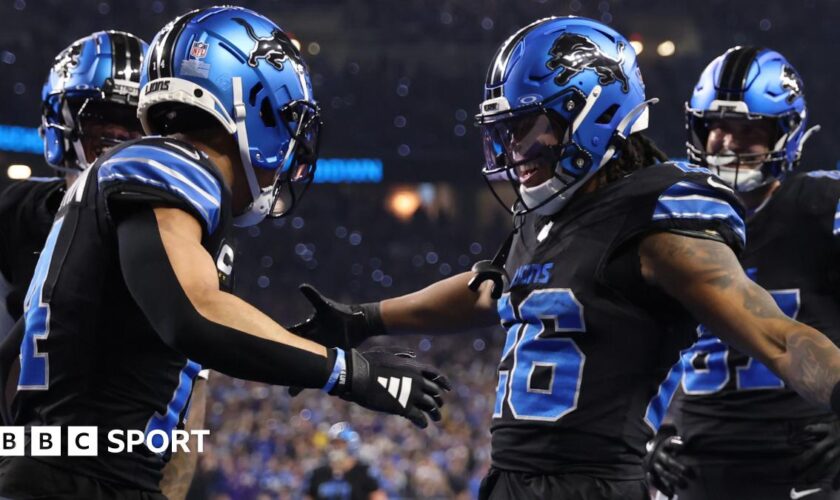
[601,133,669,183]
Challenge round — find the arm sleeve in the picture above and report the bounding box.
[116,206,334,388]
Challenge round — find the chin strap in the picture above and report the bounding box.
[795,125,821,162]
[231,76,271,228]
[60,99,90,170]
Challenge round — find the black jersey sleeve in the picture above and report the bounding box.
[96,139,224,237]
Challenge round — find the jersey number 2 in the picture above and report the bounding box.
[494,289,586,421]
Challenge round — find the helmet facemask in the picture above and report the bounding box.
[41,92,143,171]
[687,108,800,192]
[264,99,321,217]
[477,90,595,216]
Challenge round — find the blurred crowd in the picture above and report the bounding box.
[188,184,509,500]
[192,334,501,500]
[0,0,836,184]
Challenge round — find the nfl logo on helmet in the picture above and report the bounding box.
[189,41,208,59]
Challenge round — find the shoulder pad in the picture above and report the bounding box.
[648,163,746,251]
[97,138,224,234]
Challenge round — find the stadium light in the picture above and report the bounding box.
[657,40,676,57]
[630,40,644,55]
[387,188,421,221]
[7,164,31,179]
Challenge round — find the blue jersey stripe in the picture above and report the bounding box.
[130,144,219,187]
[653,182,746,246]
[144,359,202,453]
[834,200,840,236]
[98,145,222,234]
[671,161,713,175]
[644,359,684,432]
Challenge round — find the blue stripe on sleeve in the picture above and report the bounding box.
[834,199,840,236]
[652,181,746,247]
[98,144,222,234]
[671,161,713,175]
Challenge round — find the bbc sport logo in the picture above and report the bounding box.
[0,426,209,456]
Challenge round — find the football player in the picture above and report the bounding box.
[0,31,145,328]
[304,422,386,500]
[645,47,840,500]
[289,18,840,500]
[0,30,210,500]
[0,7,448,499]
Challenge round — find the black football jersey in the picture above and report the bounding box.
[9,137,232,491]
[674,171,840,458]
[490,162,745,479]
[307,463,379,500]
[0,178,65,323]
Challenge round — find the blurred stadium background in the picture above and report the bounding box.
[0,0,836,498]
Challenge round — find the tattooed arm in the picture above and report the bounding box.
[160,377,207,500]
[639,231,840,409]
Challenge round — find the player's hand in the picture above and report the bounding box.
[332,347,451,428]
[793,420,840,489]
[644,428,693,499]
[289,284,384,349]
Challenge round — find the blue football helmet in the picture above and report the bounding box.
[686,47,819,192]
[327,422,361,454]
[476,16,655,215]
[41,31,148,171]
[138,6,321,226]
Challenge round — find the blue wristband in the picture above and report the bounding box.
[322,348,346,393]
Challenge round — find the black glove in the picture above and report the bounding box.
[793,420,840,489]
[329,347,451,429]
[644,427,693,499]
[289,284,385,349]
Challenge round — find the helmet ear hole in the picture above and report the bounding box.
[595,104,620,124]
[248,82,263,107]
[147,103,221,136]
[259,97,277,128]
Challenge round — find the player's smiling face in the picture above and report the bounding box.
[506,112,560,188]
[705,117,776,170]
[78,101,143,163]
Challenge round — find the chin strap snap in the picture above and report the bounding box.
[468,231,514,299]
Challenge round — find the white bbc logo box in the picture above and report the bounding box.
[0,426,208,456]
[0,426,97,456]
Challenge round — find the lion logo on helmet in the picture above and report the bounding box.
[234,18,301,71]
[546,33,629,93]
[780,64,803,104]
[53,42,83,79]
